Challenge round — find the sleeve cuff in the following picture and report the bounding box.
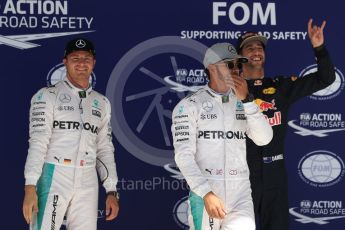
[193,183,212,198]
[25,177,38,186]
[313,45,328,58]
[243,102,259,115]
[103,180,117,193]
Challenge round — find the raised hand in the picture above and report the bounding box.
[308,18,326,48]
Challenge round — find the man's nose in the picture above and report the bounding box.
[253,48,261,55]
[77,58,88,64]
[230,68,240,76]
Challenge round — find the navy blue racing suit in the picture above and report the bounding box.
[246,45,335,230]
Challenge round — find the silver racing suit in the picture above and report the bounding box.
[172,85,272,230]
[24,78,118,230]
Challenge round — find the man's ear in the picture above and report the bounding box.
[207,64,216,77]
[207,64,217,77]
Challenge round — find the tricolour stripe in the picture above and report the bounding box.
[35,163,55,230]
[189,191,204,230]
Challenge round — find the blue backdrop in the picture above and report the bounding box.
[1,0,344,229]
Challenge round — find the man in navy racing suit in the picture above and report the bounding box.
[236,19,336,230]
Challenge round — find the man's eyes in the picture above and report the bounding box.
[71,58,92,62]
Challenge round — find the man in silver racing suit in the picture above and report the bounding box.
[22,38,119,230]
[172,43,273,230]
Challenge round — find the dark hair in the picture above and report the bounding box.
[204,68,210,79]
[236,31,266,54]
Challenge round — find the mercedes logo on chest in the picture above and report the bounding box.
[202,101,213,112]
[59,94,71,103]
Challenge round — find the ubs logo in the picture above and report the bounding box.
[201,113,217,120]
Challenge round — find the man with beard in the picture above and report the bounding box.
[237,19,335,230]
